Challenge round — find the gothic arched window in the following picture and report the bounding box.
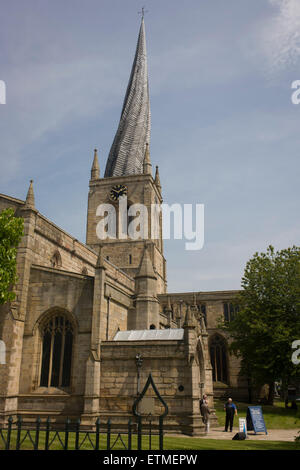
[209,335,228,384]
[40,315,73,388]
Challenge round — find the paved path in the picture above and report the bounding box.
[201,428,297,441]
[166,428,298,442]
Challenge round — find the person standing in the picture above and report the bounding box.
[200,394,211,432]
[224,397,237,432]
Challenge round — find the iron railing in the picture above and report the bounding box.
[0,415,165,451]
[0,373,168,451]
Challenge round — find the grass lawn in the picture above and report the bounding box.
[0,430,299,451]
[214,399,300,430]
[163,437,298,450]
[1,401,299,451]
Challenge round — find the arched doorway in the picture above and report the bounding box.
[209,335,228,384]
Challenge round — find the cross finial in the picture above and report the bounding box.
[138,6,148,19]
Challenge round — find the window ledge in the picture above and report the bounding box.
[32,387,71,396]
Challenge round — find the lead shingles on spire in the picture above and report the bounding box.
[104,17,151,177]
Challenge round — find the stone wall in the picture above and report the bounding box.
[99,339,209,435]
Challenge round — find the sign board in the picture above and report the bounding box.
[239,418,247,435]
[246,406,267,434]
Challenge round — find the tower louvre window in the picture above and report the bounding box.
[40,315,73,388]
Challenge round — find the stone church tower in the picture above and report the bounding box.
[0,17,248,436]
[86,18,166,293]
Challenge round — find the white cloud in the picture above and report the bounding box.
[260,0,300,73]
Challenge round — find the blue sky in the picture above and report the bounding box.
[0,0,300,292]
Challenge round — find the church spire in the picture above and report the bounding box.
[91,148,100,180]
[104,17,151,177]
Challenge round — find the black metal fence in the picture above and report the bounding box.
[0,415,165,451]
[0,373,168,451]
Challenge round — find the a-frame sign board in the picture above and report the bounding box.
[246,406,268,434]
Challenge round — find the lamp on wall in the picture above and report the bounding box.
[135,353,143,395]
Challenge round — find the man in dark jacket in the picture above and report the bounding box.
[224,397,237,432]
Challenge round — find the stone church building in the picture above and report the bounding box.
[0,18,247,434]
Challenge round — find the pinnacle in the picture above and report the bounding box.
[96,244,105,269]
[143,143,152,175]
[155,166,161,191]
[91,148,100,179]
[25,180,35,209]
[183,305,195,328]
[136,243,156,279]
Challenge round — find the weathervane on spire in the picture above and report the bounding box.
[138,6,148,19]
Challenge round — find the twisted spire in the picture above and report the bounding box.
[104,17,151,177]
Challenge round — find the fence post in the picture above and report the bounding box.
[75,418,80,450]
[159,416,164,451]
[45,417,50,450]
[149,415,152,450]
[95,418,100,451]
[34,416,41,450]
[106,419,111,450]
[137,416,142,450]
[16,415,22,450]
[5,416,13,450]
[128,419,132,451]
[64,417,70,450]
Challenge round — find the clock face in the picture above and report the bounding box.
[109,184,128,201]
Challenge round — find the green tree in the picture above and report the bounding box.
[223,245,300,405]
[0,208,24,304]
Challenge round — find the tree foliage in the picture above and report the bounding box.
[0,208,24,304]
[223,245,300,403]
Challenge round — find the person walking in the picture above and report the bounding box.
[223,397,237,432]
[200,394,211,432]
